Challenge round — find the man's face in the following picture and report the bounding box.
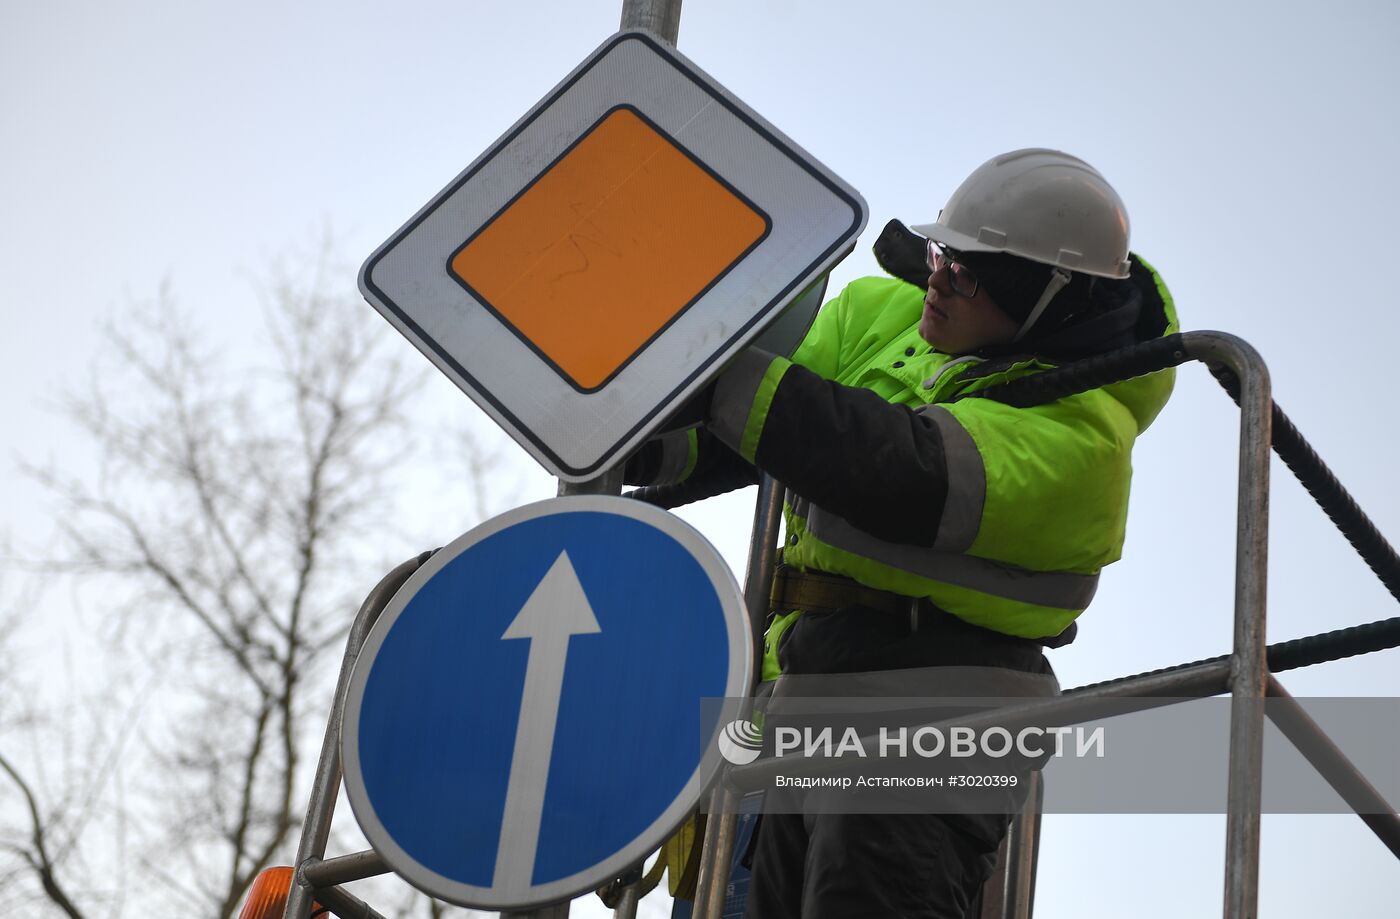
[919,255,1020,354]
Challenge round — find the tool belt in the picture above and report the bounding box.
[768,563,1076,649]
[770,564,916,619]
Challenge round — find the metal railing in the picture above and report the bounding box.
[277,327,1399,919]
[631,329,1400,919]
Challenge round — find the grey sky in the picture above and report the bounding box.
[3,0,1399,916]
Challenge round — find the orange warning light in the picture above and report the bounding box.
[236,866,322,919]
[450,105,769,391]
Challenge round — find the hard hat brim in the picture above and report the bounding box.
[909,221,999,255]
[910,220,1131,279]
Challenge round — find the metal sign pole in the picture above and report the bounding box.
[556,0,680,501]
[343,0,865,910]
[620,0,682,42]
[514,455,610,919]
[540,4,682,916]
[557,467,626,498]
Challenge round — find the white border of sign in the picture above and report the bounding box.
[340,496,752,909]
[360,31,867,481]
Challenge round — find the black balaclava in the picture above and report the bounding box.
[956,250,1095,339]
[869,219,1126,355]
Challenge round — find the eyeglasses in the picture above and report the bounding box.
[926,239,980,299]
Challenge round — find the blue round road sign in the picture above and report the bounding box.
[341,496,750,909]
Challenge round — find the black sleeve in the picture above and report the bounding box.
[750,362,949,546]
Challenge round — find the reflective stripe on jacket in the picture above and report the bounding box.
[707,257,1178,678]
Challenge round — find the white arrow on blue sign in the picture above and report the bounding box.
[341,496,751,909]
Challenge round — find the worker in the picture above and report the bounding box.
[627,148,1178,918]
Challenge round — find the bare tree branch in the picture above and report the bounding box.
[4,231,520,919]
[0,752,87,919]
[4,237,511,918]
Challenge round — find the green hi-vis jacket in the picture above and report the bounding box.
[695,255,1179,680]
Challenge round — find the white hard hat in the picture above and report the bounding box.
[911,148,1131,280]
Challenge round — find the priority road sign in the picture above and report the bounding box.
[360,31,867,481]
[340,497,751,909]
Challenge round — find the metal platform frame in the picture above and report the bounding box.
[277,329,1398,919]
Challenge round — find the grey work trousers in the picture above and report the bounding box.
[743,795,1006,919]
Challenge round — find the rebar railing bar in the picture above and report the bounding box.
[1067,615,1400,695]
[285,552,435,919]
[1264,615,1400,671]
[958,333,1192,408]
[966,330,1398,612]
[1211,367,1400,604]
[694,475,785,919]
[301,850,390,889]
[1265,676,1400,859]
